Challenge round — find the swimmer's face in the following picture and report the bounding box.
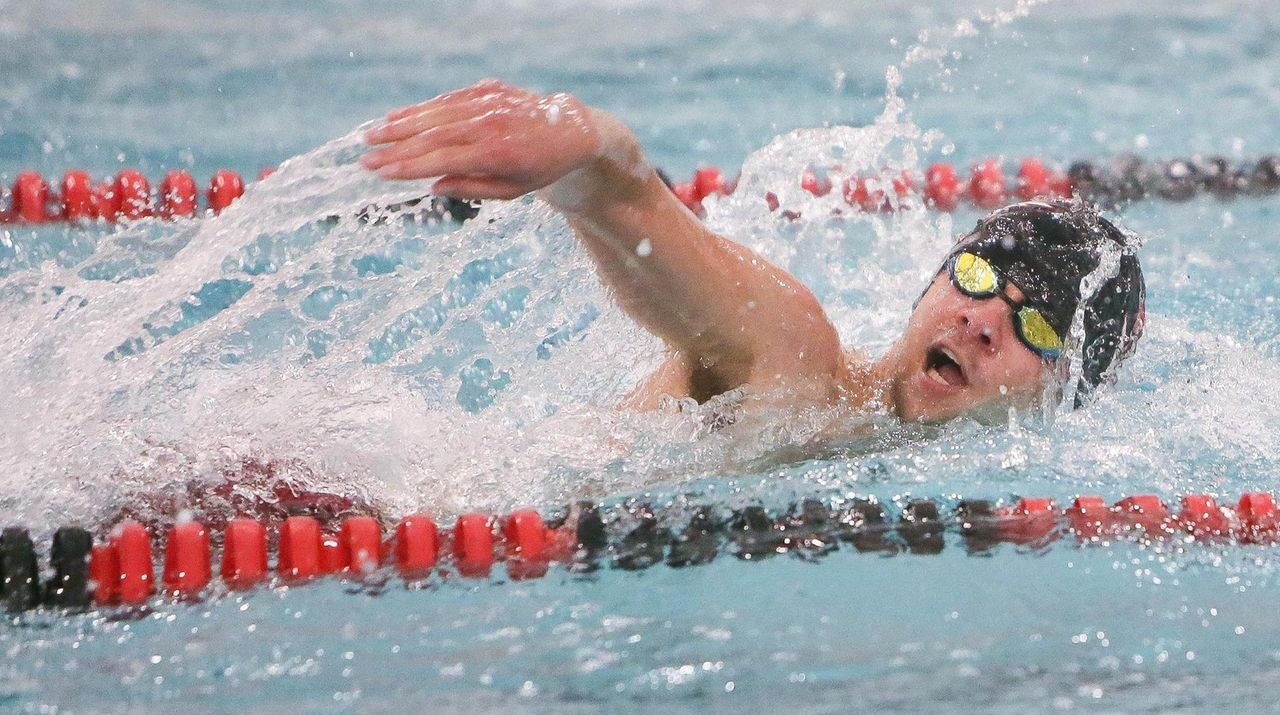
[889,273,1053,423]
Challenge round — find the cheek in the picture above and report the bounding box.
[903,280,953,338]
[991,350,1048,396]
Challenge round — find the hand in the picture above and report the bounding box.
[361,79,604,201]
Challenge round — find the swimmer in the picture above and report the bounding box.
[361,80,1145,424]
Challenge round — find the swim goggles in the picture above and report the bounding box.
[948,251,1063,360]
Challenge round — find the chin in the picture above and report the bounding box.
[911,405,969,425]
[891,377,957,423]
[904,400,1008,426]
[910,391,1043,427]
[893,377,1012,426]
[890,370,957,422]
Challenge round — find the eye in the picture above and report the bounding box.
[1016,307,1062,353]
[954,252,998,294]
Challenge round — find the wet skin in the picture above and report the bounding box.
[362,80,1052,425]
[875,274,1051,423]
[628,272,1052,423]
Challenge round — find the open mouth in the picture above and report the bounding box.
[925,345,968,388]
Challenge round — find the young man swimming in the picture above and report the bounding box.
[361,80,1145,424]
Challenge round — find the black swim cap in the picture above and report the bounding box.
[941,200,1146,408]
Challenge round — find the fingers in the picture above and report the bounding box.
[366,91,530,146]
[371,79,527,144]
[366,102,477,145]
[370,145,511,182]
[365,79,562,198]
[384,78,510,122]
[431,175,529,201]
[361,120,479,170]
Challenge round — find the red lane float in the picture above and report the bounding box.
[502,509,549,579]
[338,516,382,575]
[1016,158,1050,200]
[997,497,1059,543]
[115,169,152,220]
[278,515,322,581]
[221,518,268,589]
[693,166,728,201]
[61,170,93,221]
[1237,492,1279,544]
[841,176,875,210]
[969,158,1006,209]
[319,534,344,574]
[159,170,198,219]
[672,180,699,214]
[89,543,120,606]
[394,515,439,579]
[11,171,48,223]
[543,518,580,562]
[113,521,155,604]
[454,513,495,578]
[91,180,120,221]
[207,169,245,213]
[1114,494,1169,535]
[163,521,212,595]
[925,162,961,211]
[1177,495,1231,539]
[1065,495,1111,538]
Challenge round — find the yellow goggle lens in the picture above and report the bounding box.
[953,252,999,295]
[1016,306,1062,351]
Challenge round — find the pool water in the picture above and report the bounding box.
[3,0,1280,711]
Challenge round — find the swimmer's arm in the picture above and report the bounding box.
[549,130,845,391]
[362,80,846,391]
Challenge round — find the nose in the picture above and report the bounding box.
[959,297,1009,352]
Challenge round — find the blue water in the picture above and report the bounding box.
[3,0,1280,712]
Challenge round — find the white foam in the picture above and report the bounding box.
[1,0,1267,535]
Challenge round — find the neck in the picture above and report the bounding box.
[842,345,904,418]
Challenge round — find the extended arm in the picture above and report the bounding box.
[362,80,846,397]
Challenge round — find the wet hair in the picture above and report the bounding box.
[941,199,1146,408]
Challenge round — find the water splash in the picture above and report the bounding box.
[0,114,936,532]
[1,0,1274,539]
